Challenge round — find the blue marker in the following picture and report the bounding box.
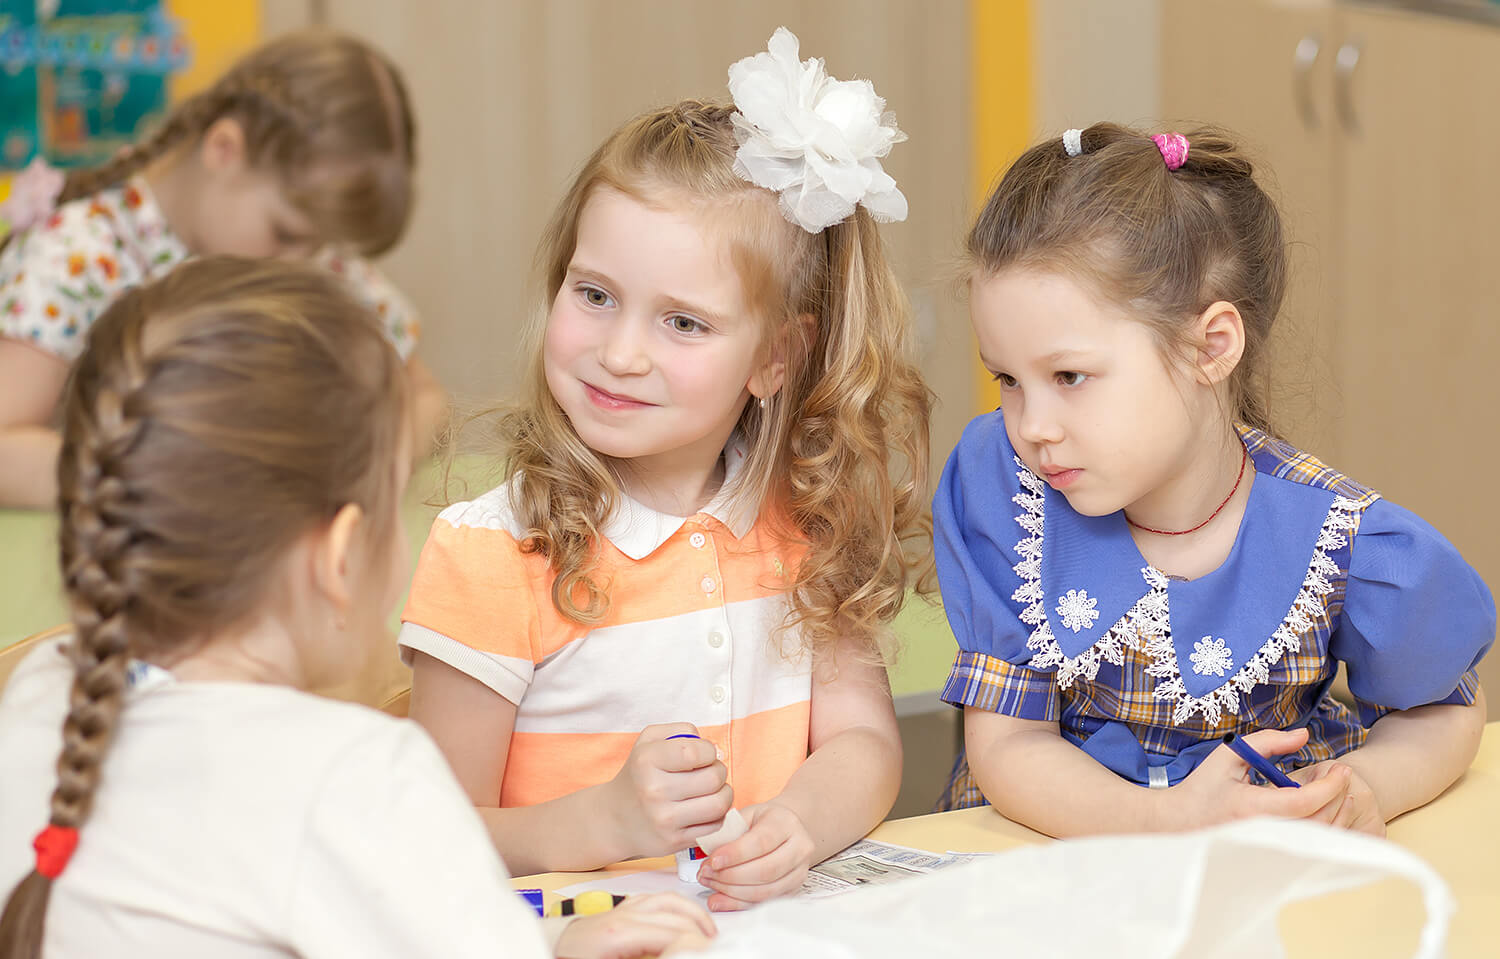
[666,733,701,741]
[517,888,544,916]
[1221,732,1300,788]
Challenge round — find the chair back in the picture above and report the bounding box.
[0,623,70,692]
[380,687,411,718]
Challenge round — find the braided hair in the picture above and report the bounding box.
[0,256,409,958]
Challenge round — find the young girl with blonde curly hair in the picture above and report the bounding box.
[401,28,931,910]
[0,29,445,509]
[0,257,712,959]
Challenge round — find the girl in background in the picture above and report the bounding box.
[0,29,446,509]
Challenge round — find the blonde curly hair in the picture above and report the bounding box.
[492,99,933,662]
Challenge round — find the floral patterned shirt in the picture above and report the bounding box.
[0,177,420,363]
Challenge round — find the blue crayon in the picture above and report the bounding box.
[1222,732,1300,788]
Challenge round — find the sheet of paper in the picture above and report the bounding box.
[555,839,994,903]
[799,839,994,898]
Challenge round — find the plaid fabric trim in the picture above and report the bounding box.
[1238,424,1381,507]
[1351,668,1482,726]
[941,650,1059,722]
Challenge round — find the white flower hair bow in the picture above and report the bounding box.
[728,27,908,234]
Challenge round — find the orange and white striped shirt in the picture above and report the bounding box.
[398,443,813,809]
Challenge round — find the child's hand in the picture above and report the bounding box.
[553,893,716,959]
[1167,727,1352,829]
[607,724,733,859]
[1290,760,1386,836]
[694,801,816,912]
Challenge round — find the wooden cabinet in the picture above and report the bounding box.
[1163,0,1341,455]
[1164,0,1500,712]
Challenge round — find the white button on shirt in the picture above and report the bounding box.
[700,576,717,594]
[708,631,725,648]
[710,685,727,704]
[689,532,707,548]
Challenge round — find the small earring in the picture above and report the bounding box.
[758,397,767,410]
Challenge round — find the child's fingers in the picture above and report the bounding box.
[652,762,727,804]
[1330,795,1357,830]
[673,783,735,834]
[638,723,702,744]
[574,914,713,959]
[1287,759,1347,823]
[1273,764,1350,820]
[634,724,719,774]
[1238,726,1311,759]
[702,819,782,871]
[1288,759,1337,783]
[698,832,801,887]
[699,860,809,909]
[616,893,717,937]
[649,741,721,775]
[1304,779,1352,825]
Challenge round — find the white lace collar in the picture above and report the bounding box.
[1008,455,1376,725]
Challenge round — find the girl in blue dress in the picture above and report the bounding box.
[936,123,1493,837]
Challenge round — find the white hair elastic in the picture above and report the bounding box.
[1062,128,1084,157]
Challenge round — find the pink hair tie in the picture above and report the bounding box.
[1151,133,1189,171]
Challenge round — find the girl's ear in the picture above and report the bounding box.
[748,314,813,400]
[199,116,250,175]
[1193,300,1245,386]
[309,503,365,618]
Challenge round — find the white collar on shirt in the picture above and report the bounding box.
[599,435,759,560]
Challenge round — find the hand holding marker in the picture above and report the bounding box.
[1221,732,1301,788]
[668,733,749,882]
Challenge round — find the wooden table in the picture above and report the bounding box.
[514,723,1500,958]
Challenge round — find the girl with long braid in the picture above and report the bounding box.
[0,30,446,509]
[0,257,713,958]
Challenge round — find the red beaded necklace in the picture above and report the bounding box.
[1126,446,1249,536]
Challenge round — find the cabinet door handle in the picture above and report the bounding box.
[1334,39,1363,135]
[1293,34,1321,130]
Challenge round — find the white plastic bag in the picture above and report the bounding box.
[687,818,1452,959]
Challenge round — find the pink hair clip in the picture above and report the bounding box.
[1,157,66,231]
[1151,133,1189,171]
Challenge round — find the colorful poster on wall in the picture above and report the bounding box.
[0,0,190,171]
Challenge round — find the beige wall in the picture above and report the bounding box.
[265,0,975,468]
[1031,0,1161,136]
